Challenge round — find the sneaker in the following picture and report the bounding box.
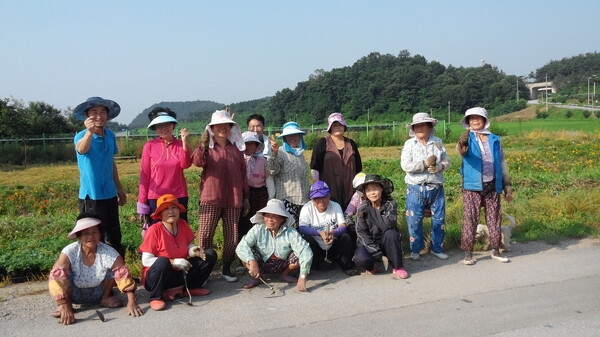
[188,288,211,296]
[409,252,420,261]
[461,251,475,265]
[431,251,449,260]
[149,299,166,311]
[491,250,510,263]
[393,268,409,279]
[221,271,238,282]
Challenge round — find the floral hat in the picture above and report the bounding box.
[326,112,347,132]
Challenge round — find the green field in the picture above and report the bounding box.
[1,107,599,283]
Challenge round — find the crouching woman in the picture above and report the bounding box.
[48,214,143,325]
[236,199,313,292]
[139,194,217,311]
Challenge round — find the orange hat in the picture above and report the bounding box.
[151,194,186,220]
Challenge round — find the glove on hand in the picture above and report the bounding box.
[200,131,210,148]
[188,246,206,260]
[241,199,250,217]
[172,258,192,271]
[428,163,443,173]
[459,131,470,146]
[424,155,437,167]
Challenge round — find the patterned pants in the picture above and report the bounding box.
[251,249,299,274]
[460,181,502,251]
[198,201,241,264]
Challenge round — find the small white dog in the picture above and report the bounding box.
[475,214,516,251]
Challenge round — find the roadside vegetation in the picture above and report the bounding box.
[1,107,599,283]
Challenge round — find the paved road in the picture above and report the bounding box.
[1,239,599,337]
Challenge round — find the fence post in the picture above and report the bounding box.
[42,133,46,152]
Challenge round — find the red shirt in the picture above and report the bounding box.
[138,219,194,284]
[191,141,248,208]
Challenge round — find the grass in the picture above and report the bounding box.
[1,112,599,282]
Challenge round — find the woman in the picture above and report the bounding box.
[192,110,248,282]
[139,194,217,311]
[298,181,357,276]
[48,214,143,325]
[268,121,311,226]
[239,131,272,239]
[456,107,513,265]
[138,107,192,236]
[311,112,362,211]
[400,112,451,261]
[236,199,313,292]
[354,174,409,279]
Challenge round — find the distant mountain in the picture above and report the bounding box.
[128,98,272,129]
[128,100,225,128]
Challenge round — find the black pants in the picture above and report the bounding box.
[301,232,355,270]
[144,249,217,301]
[353,229,404,270]
[79,196,125,257]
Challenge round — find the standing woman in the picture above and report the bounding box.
[192,110,249,282]
[138,107,192,235]
[311,112,362,211]
[400,112,450,261]
[268,121,311,225]
[456,107,513,265]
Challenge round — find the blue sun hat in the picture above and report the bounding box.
[242,131,264,154]
[277,121,306,156]
[148,112,178,130]
[73,97,121,121]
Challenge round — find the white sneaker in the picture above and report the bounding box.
[491,251,509,263]
[431,251,449,260]
[409,252,420,261]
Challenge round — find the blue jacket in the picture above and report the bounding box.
[459,133,504,193]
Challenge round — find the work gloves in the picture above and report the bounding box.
[457,131,470,155]
[172,258,192,272]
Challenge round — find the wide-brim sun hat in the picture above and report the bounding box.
[406,112,438,137]
[309,180,330,199]
[460,107,491,129]
[73,97,121,121]
[326,112,347,132]
[355,174,394,196]
[242,131,264,153]
[250,199,295,228]
[67,217,101,240]
[208,109,237,126]
[148,114,178,129]
[352,172,367,189]
[151,194,187,220]
[277,121,306,139]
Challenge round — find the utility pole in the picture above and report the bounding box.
[546,74,548,113]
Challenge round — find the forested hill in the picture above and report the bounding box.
[126,51,600,129]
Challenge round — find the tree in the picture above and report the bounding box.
[0,98,29,138]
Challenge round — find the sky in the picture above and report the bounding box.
[1,0,599,125]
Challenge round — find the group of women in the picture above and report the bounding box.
[49,106,513,324]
